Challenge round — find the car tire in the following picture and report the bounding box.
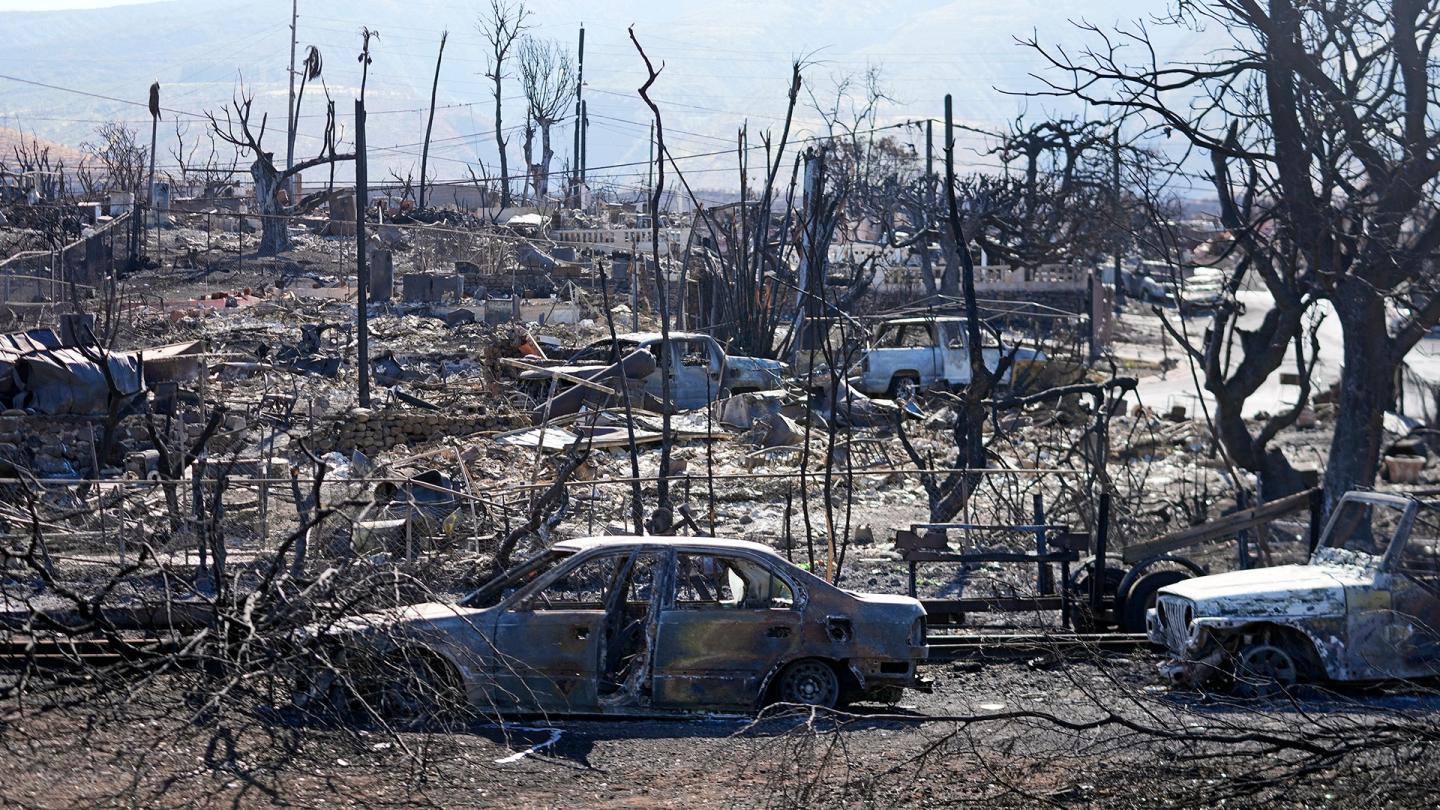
[1119,570,1192,634]
[1069,556,1125,633]
[887,375,919,401]
[356,650,467,728]
[1232,642,1302,699]
[774,659,841,709]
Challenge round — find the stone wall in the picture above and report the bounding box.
[321,407,502,455]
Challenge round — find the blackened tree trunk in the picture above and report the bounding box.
[537,118,555,199]
[1324,284,1395,507]
[495,72,511,208]
[251,159,288,255]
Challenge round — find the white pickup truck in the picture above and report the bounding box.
[853,316,1046,398]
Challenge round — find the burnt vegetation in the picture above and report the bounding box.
[1,0,1439,806]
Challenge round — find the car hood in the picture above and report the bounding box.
[728,355,786,371]
[316,601,487,637]
[1158,564,1366,620]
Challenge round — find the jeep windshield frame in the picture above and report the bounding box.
[1314,492,1417,567]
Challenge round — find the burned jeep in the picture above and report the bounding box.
[302,536,928,720]
[1148,491,1440,694]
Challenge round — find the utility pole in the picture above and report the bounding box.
[284,0,298,198]
[572,24,584,206]
[418,30,448,210]
[921,118,934,294]
[629,247,639,332]
[1111,128,1126,311]
[354,98,371,408]
[145,82,159,257]
[580,99,588,201]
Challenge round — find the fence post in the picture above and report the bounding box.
[1091,491,1110,616]
[1034,492,1052,595]
[1236,489,1251,570]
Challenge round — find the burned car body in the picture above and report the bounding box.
[1148,492,1440,691]
[518,332,786,411]
[853,316,1046,398]
[308,537,927,718]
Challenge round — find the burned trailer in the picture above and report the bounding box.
[299,536,928,721]
[1149,491,1440,694]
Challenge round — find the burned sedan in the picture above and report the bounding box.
[303,537,928,719]
[1148,492,1440,694]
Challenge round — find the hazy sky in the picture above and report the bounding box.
[0,0,156,9]
[0,0,1225,194]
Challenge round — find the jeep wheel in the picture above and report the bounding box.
[1233,643,1300,698]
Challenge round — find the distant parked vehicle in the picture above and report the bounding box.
[518,331,786,410]
[853,316,1046,398]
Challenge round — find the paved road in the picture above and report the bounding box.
[1127,291,1440,421]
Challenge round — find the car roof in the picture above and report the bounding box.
[879,316,971,326]
[552,535,783,557]
[588,332,710,345]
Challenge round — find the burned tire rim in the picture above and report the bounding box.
[360,653,463,727]
[889,376,918,401]
[777,660,840,708]
[1235,644,1299,697]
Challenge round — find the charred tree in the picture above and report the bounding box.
[207,88,352,255]
[477,0,529,210]
[1026,0,1440,507]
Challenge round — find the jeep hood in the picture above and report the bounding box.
[1159,564,1369,620]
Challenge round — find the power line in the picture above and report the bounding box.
[0,73,208,120]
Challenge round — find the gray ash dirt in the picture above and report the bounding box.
[3,656,1438,808]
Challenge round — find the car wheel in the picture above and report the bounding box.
[1232,643,1300,698]
[887,375,919,401]
[774,659,841,709]
[1069,556,1125,633]
[358,650,466,728]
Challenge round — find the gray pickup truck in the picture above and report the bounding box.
[520,331,786,410]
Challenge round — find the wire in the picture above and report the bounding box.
[0,73,208,120]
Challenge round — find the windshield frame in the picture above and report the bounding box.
[459,548,573,608]
[1314,492,1417,567]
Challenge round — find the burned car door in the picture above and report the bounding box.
[490,551,627,711]
[650,552,803,709]
[668,337,722,408]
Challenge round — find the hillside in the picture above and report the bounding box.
[0,127,87,169]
